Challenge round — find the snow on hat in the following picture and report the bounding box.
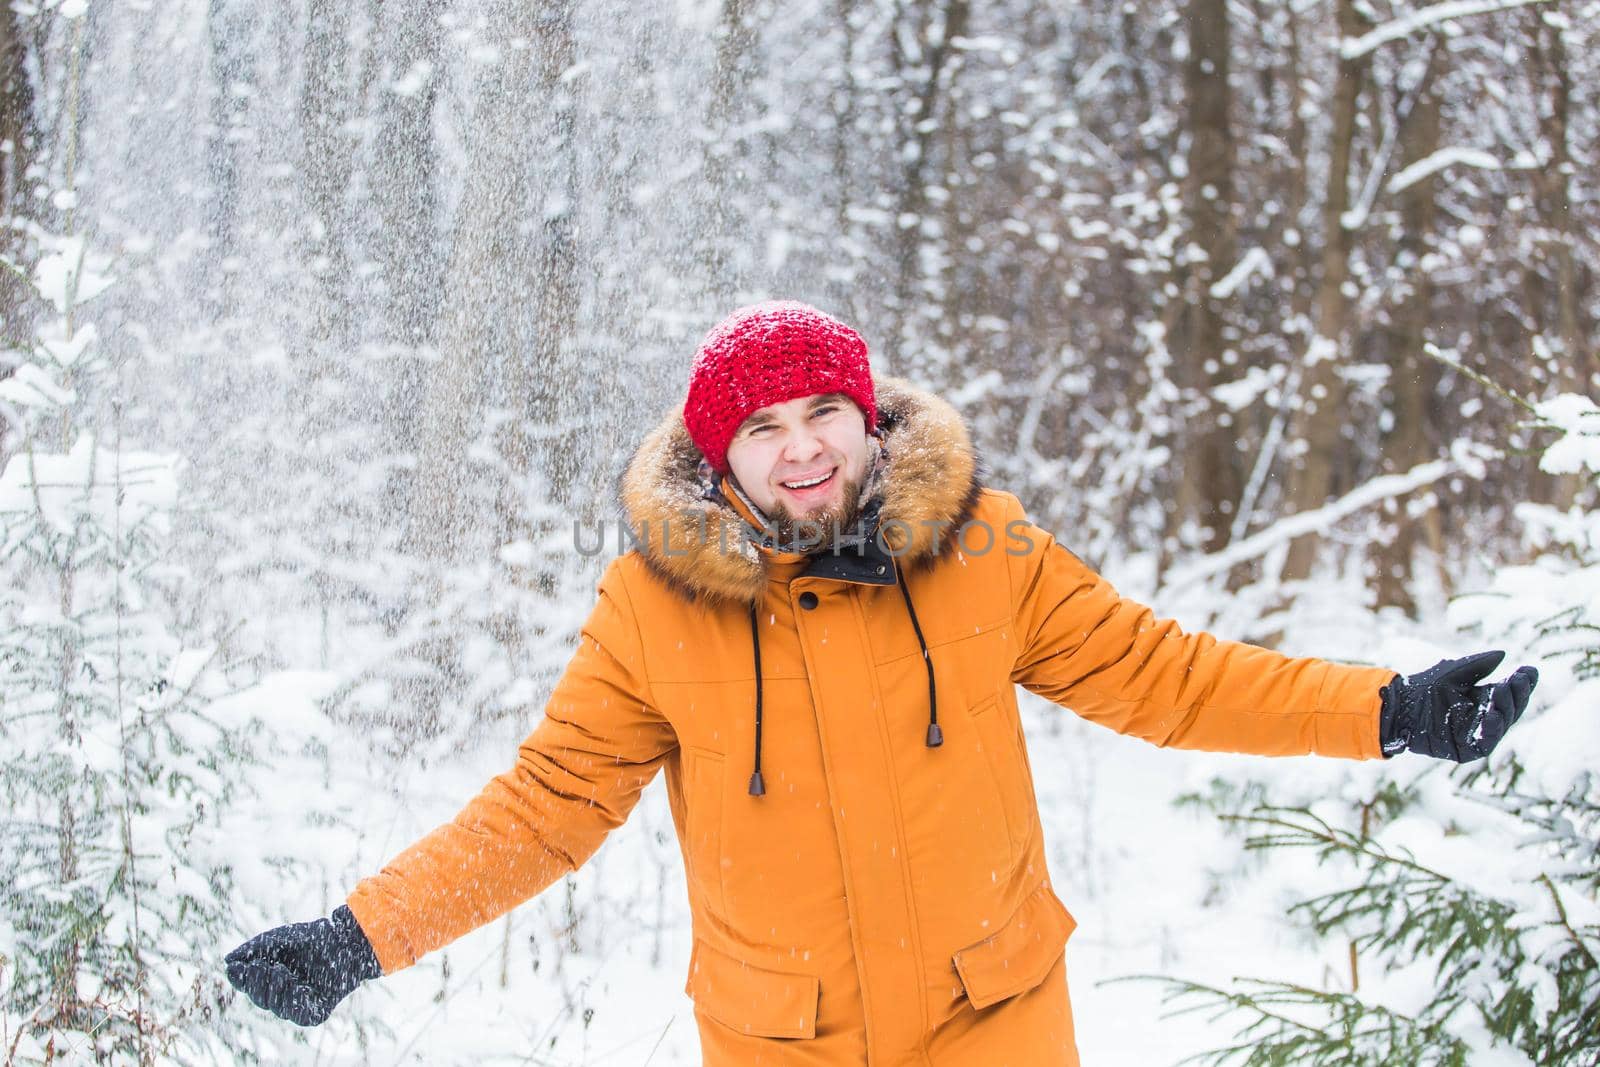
[683,300,878,474]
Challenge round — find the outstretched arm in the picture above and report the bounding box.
[227,557,676,1026]
[344,560,676,973]
[1001,494,1393,759]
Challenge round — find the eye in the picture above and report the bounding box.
[812,405,839,418]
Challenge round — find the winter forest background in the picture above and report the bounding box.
[2,0,1598,1063]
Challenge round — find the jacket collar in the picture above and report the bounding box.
[618,374,986,607]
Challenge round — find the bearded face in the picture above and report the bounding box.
[724,392,878,550]
[760,465,872,551]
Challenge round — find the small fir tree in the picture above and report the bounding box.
[0,146,254,1067]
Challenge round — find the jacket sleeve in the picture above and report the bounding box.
[1001,493,1392,759]
[345,559,675,973]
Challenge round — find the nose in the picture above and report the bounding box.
[781,426,825,465]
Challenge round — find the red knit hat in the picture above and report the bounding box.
[684,300,878,473]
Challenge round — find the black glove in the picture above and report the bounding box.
[1379,650,1538,762]
[225,905,382,1026]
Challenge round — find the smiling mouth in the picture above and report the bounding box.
[780,468,837,492]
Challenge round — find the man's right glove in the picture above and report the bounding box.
[1379,650,1538,763]
[225,905,382,1026]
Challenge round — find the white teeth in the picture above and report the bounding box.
[783,470,833,489]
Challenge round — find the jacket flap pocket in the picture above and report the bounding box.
[952,883,1076,1010]
[685,937,819,1039]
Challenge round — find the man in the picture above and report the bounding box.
[226,300,1538,1064]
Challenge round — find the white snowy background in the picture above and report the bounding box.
[2,0,1597,1064]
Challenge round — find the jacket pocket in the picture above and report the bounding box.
[685,937,820,1039]
[952,882,1076,1010]
[685,748,727,914]
[970,693,1033,856]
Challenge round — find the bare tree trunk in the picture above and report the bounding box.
[498,2,584,601]
[525,1,580,501]
[698,0,755,310]
[1374,77,1442,616]
[203,0,246,322]
[1171,0,1241,557]
[396,1,552,741]
[1525,11,1590,390]
[826,0,857,315]
[298,0,356,367]
[373,0,444,520]
[887,0,969,379]
[1281,0,1366,584]
[1284,6,1314,327]
[374,0,443,350]
[0,0,35,348]
[405,0,545,563]
[53,558,81,1022]
[1522,11,1591,511]
[1224,2,1313,560]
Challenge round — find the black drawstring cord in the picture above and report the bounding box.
[746,562,941,799]
[747,603,767,796]
[895,560,942,747]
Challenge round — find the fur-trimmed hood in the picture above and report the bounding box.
[618,374,986,607]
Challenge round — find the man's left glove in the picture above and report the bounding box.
[225,905,382,1026]
[1379,650,1538,762]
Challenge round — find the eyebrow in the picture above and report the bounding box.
[741,394,849,429]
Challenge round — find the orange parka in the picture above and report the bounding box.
[346,376,1395,1066]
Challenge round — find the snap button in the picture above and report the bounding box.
[798,591,819,610]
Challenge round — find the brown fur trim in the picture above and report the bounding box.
[617,374,987,607]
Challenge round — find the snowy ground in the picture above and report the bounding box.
[210,562,1471,1067]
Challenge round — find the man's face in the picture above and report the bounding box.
[725,392,875,540]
